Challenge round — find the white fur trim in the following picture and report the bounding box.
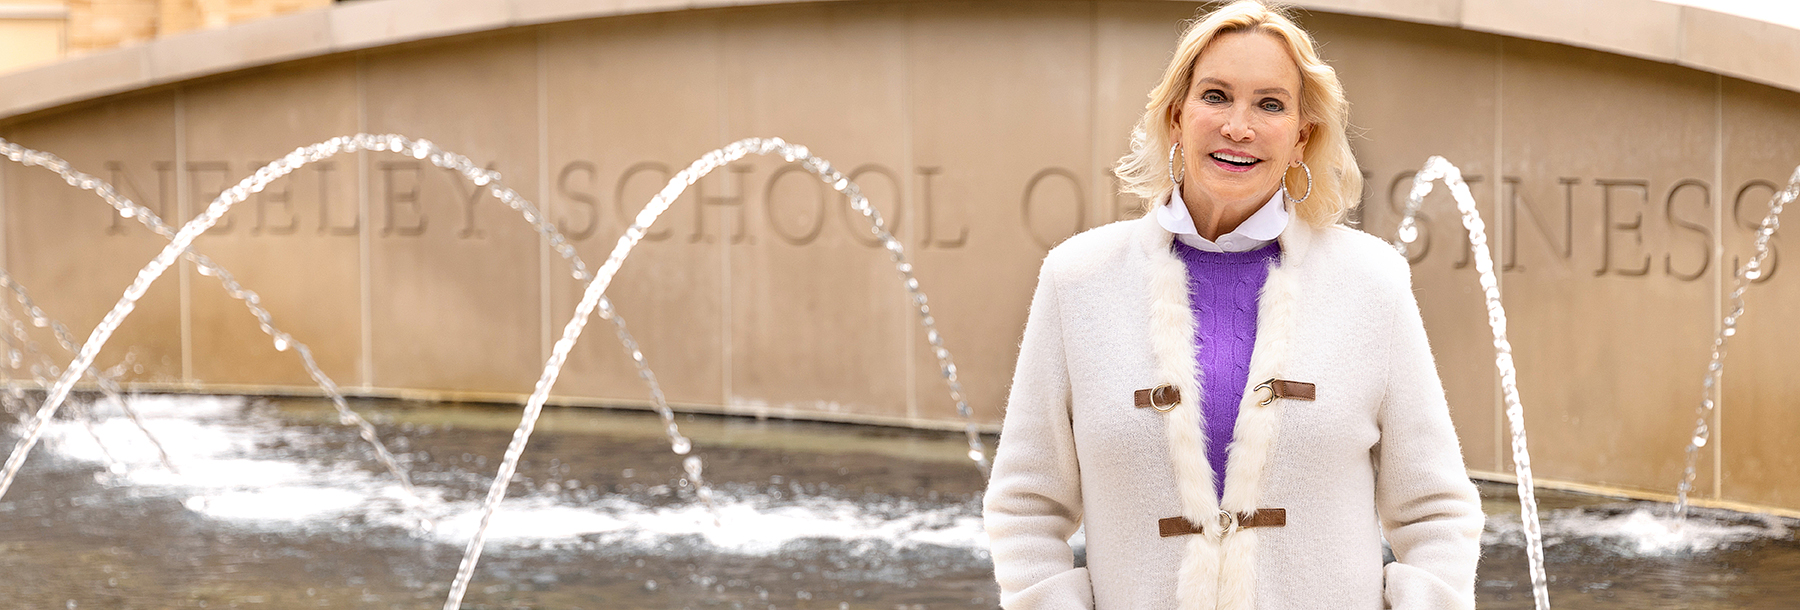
[1139,214,1223,610]
[1214,245,1303,610]
[1142,212,1312,610]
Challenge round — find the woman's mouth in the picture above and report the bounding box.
[1209,151,1261,172]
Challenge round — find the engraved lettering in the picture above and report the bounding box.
[105,161,173,235]
[1504,176,1574,271]
[316,161,358,236]
[616,162,672,242]
[1733,179,1781,283]
[379,161,426,237]
[251,160,298,235]
[843,164,903,248]
[555,161,599,242]
[1451,175,1482,270]
[1663,179,1711,282]
[920,166,968,248]
[447,161,496,239]
[764,164,826,246]
[692,165,752,244]
[1595,179,1651,276]
[188,161,234,233]
[1388,171,1429,264]
[1022,168,1085,250]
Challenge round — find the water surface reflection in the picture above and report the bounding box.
[2,394,1795,609]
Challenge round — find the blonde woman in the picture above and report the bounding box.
[982,2,1484,609]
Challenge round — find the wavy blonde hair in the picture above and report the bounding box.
[1113,0,1360,226]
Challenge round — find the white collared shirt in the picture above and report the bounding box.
[1156,188,1289,252]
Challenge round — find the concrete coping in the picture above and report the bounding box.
[0,0,1796,122]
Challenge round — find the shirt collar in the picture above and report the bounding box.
[1156,188,1290,253]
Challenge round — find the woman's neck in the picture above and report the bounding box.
[1182,186,1275,241]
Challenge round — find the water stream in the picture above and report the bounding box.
[1675,165,1800,521]
[441,137,986,609]
[1394,156,1550,610]
[0,134,985,608]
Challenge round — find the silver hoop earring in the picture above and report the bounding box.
[1283,160,1313,204]
[1168,143,1185,187]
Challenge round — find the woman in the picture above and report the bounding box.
[981,2,1484,609]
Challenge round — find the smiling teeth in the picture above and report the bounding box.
[1212,153,1258,164]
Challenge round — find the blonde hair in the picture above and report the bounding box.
[1113,0,1360,226]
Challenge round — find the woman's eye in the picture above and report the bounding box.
[1201,91,1226,104]
[1261,100,1285,112]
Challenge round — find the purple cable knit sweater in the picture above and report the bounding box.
[1174,240,1281,498]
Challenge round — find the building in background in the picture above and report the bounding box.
[0,0,328,73]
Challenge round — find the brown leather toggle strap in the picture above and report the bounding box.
[1158,509,1287,538]
[1252,378,1316,406]
[1133,384,1180,412]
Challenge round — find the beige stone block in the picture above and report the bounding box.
[361,32,543,396]
[2,93,184,385]
[1308,12,1504,472]
[540,11,727,410]
[1719,78,1800,509]
[182,58,361,389]
[0,46,151,117]
[905,1,1095,425]
[328,0,512,52]
[1497,39,1718,496]
[1294,0,1460,26]
[147,9,330,83]
[715,2,913,423]
[511,0,675,26]
[1462,0,1680,63]
[1679,6,1800,95]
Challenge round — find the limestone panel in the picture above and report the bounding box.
[2,92,183,386]
[905,1,1095,425]
[182,58,361,389]
[1306,13,1504,472]
[1498,39,1719,495]
[361,32,542,396]
[715,2,913,423]
[541,12,726,410]
[1719,78,1800,509]
[1094,2,1200,224]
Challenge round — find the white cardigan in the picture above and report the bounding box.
[983,212,1484,610]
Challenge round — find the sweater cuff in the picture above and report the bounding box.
[1001,567,1094,610]
[1382,562,1474,610]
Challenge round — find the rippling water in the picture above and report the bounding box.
[2,393,1795,609]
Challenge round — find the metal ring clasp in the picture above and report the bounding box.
[1149,383,1178,412]
[1253,378,1277,407]
[1216,509,1239,539]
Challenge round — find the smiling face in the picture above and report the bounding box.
[1172,30,1312,229]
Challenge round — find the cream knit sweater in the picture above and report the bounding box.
[983,212,1484,610]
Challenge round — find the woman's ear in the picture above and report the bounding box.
[1292,122,1314,161]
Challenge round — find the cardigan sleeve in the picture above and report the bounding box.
[1373,266,1486,610]
[982,261,1093,610]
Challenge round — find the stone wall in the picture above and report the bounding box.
[2,0,1799,513]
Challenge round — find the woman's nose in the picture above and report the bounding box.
[1220,106,1255,142]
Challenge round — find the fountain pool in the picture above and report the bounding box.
[3,393,1797,609]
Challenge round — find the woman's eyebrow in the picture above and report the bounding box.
[1253,87,1292,97]
[1195,77,1232,89]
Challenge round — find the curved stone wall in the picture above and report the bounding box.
[2,0,1798,514]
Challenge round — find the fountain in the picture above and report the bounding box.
[6,135,1798,609]
[1676,165,1800,521]
[0,134,989,608]
[1394,156,1550,610]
